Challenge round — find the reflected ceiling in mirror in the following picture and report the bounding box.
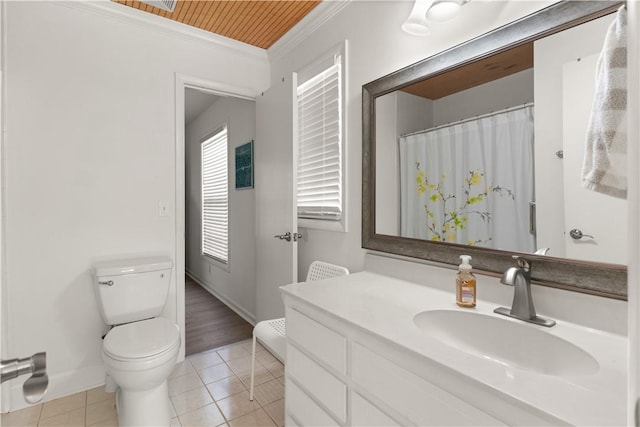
[362,0,627,299]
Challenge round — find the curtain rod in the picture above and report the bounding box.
[401,102,534,139]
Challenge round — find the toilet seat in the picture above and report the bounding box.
[104,317,179,361]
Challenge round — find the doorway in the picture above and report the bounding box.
[175,74,258,361]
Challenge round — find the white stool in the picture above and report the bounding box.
[249,261,349,400]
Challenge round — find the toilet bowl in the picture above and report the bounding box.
[102,317,180,426]
[92,256,179,427]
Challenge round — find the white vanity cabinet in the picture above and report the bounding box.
[283,300,517,426]
[281,264,626,427]
[284,306,347,425]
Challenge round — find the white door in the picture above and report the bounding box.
[255,74,298,321]
[562,54,627,264]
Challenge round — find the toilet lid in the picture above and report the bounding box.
[104,317,179,360]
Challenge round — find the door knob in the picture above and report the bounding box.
[273,232,292,241]
[569,229,594,240]
[273,232,302,242]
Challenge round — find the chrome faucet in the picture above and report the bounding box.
[494,256,556,327]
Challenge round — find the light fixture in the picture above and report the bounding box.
[402,0,468,35]
[401,0,433,36]
[427,0,463,22]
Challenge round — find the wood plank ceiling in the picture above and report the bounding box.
[114,0,322,49]
[402,42,533,100]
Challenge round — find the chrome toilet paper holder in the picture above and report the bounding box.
[1,352,48,404]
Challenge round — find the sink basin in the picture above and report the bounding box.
[413,310,599,376]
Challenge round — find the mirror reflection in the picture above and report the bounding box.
[374,11,626,266]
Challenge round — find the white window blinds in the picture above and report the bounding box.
[297,55,343,220]
[201,127,228,263]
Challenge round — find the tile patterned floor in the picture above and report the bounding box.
[1,339,284,427]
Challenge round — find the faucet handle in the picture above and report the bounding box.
[512,255,530,270]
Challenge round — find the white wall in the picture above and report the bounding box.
[272,0,553,279]
[533,14,615,257]
[185,96,257,323]
[396,91,434,135]
[2,1,268,410]
[375,91,433,235]
[433,69,533,126]
[374,93,399,236]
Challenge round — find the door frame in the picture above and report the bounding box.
[628,2,640,424]
[0,0,8,413]
[174,73,257,361]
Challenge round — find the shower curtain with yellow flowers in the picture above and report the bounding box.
[399,105,536,253]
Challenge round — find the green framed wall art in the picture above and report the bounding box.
[235,140,254,189]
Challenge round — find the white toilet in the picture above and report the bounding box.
[92,256,180,427]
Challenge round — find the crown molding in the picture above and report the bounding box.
[57,1,268,63]
[268,0,352,62]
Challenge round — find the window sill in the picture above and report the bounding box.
[203,255,230,273]
[298,217,346,233]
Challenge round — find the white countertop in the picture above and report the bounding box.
[280,270,627,426]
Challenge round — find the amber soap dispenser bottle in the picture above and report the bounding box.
[456,255,476,308]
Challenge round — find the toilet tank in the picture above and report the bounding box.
[92,256,173,325]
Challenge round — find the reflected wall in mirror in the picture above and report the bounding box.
[363,1,627,298]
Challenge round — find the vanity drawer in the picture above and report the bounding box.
[351,391,400,426]
[286,378,342,426]
[351,342,506,426]
[287,344,347,423]
[286,307,347,374]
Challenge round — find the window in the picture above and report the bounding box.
[297,50,344,224]
[201,127,228,264]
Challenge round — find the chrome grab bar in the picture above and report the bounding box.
[1,352,49,403]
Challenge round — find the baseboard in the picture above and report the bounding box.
[186,270,257,326]
[5,364,105,413]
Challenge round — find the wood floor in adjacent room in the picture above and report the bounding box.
[185,275,253,356]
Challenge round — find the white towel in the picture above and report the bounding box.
[582,6,627,199]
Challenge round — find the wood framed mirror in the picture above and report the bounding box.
[362,0,627,299]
